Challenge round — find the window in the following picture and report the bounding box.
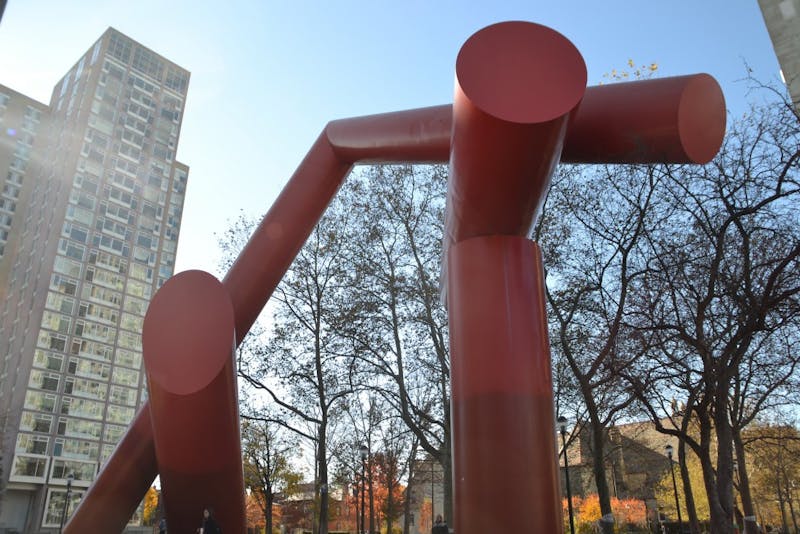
[50,458,96,482]
[50,274,78,296]
[109,385,137,406]
[32,350,64,372]
[106,404,135,425]
[60,396,104,420]
[108,32,132,63]
[164,67,188,94]
[43,488,84,527]
[24,391,57,413]
[41,311,71,334]
[20,411,53,433]
[119,313,143,332]
[57,417,102,439]
[56,438,99,461]
[104,424,126,444]
[10,455,48,481]
[111,366,138,387]
[65,377,108,401]
[58,238,85,261]
[53,256,82,278]
[16,434,49,455]
[46,292,75,315]
[115,349,141,368]
[36,331,67,352]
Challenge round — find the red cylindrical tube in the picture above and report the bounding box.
[223,130,353,345]
[444,21,587,252]
[63,406,157,533]
[448,236,561,533]
[563,73,726,164]
[142,270,244,534]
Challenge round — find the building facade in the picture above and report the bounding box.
[759,0,800,106]
[0,28,189,532]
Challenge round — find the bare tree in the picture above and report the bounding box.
[241,417,302,534]
[626,94,800,533]
[337,165,454,523]
[221,200,356,534]
[537,161,658,534]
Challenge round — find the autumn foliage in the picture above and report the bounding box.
[563,494,647,533]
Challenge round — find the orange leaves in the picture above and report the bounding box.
[563,494,647,532]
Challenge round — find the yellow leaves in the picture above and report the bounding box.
[601,60,660,82]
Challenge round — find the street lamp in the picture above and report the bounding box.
[430,458,435,530]
[359,444,368,534]
[665,444,684,532]
[352,485,358,533]
[58,472,74,534]
[558,416,575,534]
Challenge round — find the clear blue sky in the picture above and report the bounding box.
[0,1,781,276]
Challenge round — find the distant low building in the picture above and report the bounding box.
[276,482,351,534]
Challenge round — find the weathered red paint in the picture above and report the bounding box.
[142,270,243,534]
[564,73,726,164]
[448,236,559,533]
[64,405,157,533]
[65,20,726,534]
[445,21,583,532]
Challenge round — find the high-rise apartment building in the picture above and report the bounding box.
[759,0,800,106]
[0,28,189,532]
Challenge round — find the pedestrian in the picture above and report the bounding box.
[158,517,167,534]
[431,514,448,534]
[198,507,221,534]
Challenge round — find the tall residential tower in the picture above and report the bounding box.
[0,28,189,532]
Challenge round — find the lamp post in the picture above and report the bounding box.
[665,444,683,532]
[359,444,368,534]
[430,459,435,529]
[558,416,575,534]
[352,485,358,533]
[58,472,74,534]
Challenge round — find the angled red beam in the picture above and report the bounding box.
[64,108,454,532]
[62,405,157,533]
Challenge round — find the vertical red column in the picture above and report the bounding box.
[448,236,560,532]
[445,22,586,532]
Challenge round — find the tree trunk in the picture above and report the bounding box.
[733,432,758,534]
[441,437,453,527]
[678,441,701,534]
[369,457,375,534]
[786,477,799,534]
[589,415,615,534]
[402,482,411,534]
[696,397,735,534]
[386,477,394,534]
[317,426,329,534]
[267,494,274,534]
[777,482,789,534]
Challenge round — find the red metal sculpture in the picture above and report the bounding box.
[65,21,725,533]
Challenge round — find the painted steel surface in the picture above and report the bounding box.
[446,22,583,532]
[143,270,243,533]
[63,406,157,533]
[445,21,586,263]
[65,19,726,533]
[563,73,726,164]
[449,236,559,533]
